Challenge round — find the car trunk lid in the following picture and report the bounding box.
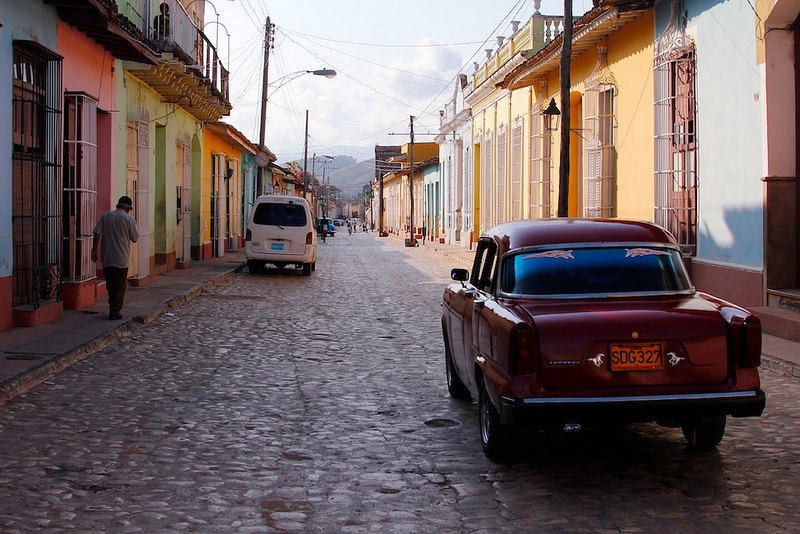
[522,296,731,391]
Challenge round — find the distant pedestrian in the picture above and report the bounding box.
[91,196,139,320]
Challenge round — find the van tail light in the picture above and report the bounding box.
[306,232,313,245]
[245,229,252,242]
[511,325,537,375]
[739,316,762,368]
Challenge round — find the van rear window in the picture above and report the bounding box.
[253,203,307,227]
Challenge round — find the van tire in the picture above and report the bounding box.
[302,262,312,276]
[247,260,261,273]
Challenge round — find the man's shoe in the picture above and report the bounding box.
[109,314,123,320]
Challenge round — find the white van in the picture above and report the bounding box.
[245,195,317,275]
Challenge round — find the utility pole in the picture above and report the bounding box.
[302,110,309,198]
[558,1,573,217]
[408,115,416,246]
[257,17,274,194]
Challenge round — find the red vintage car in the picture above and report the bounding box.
[441,219,765,460]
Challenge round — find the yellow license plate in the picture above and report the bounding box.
[609,342,664,371]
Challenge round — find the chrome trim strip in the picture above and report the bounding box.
[517,391,761,405]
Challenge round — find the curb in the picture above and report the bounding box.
[761,355,800,379]
[0,266,244,404]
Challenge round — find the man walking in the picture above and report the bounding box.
[91,196,139,320]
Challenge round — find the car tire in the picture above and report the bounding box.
[479,380,514,461]
[445,338,470,399]
[247,260,261,273]
[302,262,312,276]
[682,415,726,448]
[312,261,316,272]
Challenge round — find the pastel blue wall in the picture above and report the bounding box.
[687,0,764,268]
[0,2,60,278]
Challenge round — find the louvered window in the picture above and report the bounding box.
[530,111,553,218]
[584,87,616,217]
[511,120,524,220]
[481,133,493,230]
[126,119,150,279]
[496,126,507,224]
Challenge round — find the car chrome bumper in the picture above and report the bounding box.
[499,389,766,427]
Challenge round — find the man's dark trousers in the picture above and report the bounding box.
[103,267,129,316]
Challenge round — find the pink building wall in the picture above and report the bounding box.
[58,20,115,213]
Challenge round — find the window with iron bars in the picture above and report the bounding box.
[654,48,697,255]
[12,41,63,309]
[63,92,98,283]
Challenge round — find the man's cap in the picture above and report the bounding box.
[117,196,133,209]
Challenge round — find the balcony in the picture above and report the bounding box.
[45,0,159,64]
[120,0,231,121]
[473,13,563,91]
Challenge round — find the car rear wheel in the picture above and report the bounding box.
[302,262,312,276]
[479,380,514,461]
[247,260,262,273]
[682,415,726,448]
[445,340,470,399]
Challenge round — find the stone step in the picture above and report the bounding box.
[767,288,800,313]
[752,306,800,343]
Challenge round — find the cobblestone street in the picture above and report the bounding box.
[0,233,798,533]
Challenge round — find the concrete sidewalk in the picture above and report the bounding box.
[0,251,246,403]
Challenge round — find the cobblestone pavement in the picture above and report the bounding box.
[0,233,798,533]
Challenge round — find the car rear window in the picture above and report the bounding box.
[253,202,307,227]
[501,246,692,296]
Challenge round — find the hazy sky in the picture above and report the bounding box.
[207,0,592,166]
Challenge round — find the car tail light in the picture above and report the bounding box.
[739,316,762,368]
[306,232,313,245]
[245,229,252,242]
[511,325,536,375]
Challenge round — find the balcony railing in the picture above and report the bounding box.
[473,13,563,90]
[121,0,229,102]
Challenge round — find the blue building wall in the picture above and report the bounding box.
[0,2,60,281]
[687,0,764,269]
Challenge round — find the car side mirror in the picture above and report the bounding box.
[451,268,469,288]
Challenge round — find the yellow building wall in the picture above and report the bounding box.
[202,129,244,248]
[607,12,655,222]
[468,10,655,230]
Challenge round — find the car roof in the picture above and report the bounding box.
[254,194,309,206]
[484,219,678,255]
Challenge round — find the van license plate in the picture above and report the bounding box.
[609,342,664,371]
[271,243,284,251]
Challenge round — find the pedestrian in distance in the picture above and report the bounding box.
[91,196,139,320]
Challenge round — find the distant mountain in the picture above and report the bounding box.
[324,156,376,199]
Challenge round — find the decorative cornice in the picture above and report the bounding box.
[586,45,617,91]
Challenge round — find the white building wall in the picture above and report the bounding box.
[437,75,472,247]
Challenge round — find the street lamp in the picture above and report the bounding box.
[543,98,561,132]
[258,69,336,197]
[201,20,230,72]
